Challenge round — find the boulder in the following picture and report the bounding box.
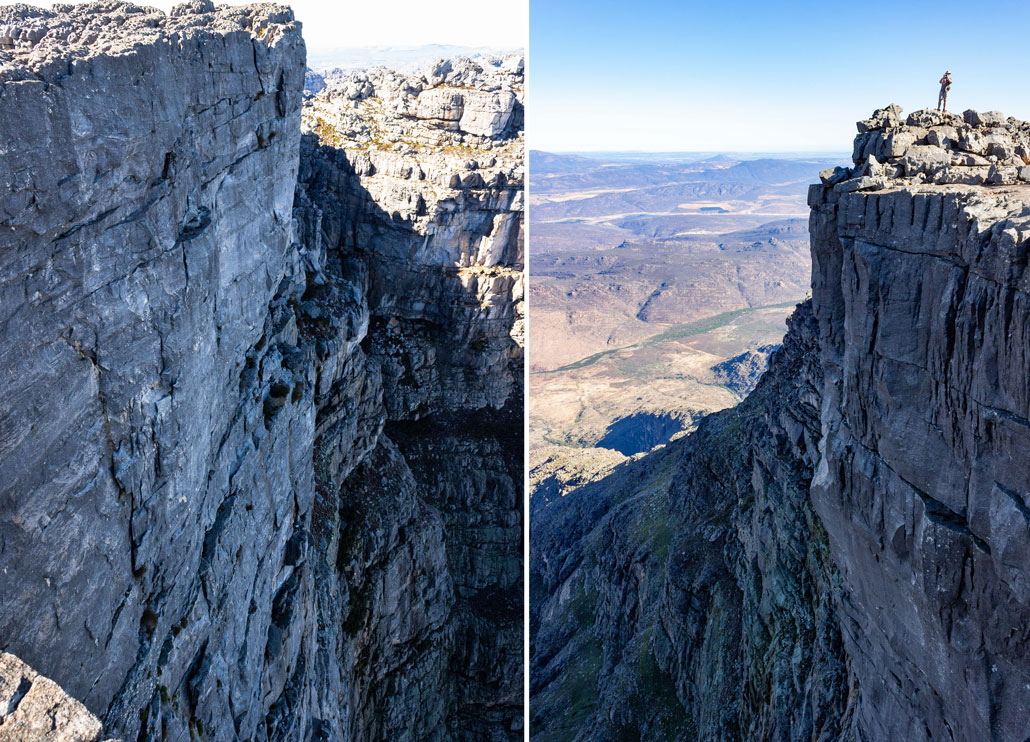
[902,144,952,176]
[857,104,903,133]
[820,165,852,186]
[963,109,1007,127]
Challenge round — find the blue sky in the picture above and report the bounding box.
[28,1,526,51]
[530,0,1030,152]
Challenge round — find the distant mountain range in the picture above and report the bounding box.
[531,149,848,167]
[307,44,522,73]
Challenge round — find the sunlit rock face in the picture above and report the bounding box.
[0,2,522,740]
[530,107,1030,742]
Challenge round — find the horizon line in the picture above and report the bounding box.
[532,148,851,155]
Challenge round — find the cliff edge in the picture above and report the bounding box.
[530,106,1030,741]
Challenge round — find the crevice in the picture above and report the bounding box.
[4,676,32,718]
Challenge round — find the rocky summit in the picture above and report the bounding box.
[0,2,522,741]
[531,106,1030,741]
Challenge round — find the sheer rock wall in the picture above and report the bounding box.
[0,3,523,740]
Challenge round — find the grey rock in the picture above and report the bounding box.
[933,165,991,185]
[170,0,215,16]
[901,144,951,176]
[856,103,902,133]
[926,124,959,148]
[819,165,851,186]
[963,108,1007,126]
[905,109,963,129]
[0,5,522,742]
[304,68,326,95]
[833,175,887,193]
[986,163,1019,185]
[810,162,1030,742]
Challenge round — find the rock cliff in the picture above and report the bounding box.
[531,107,1030,741]
[0,3,522,740]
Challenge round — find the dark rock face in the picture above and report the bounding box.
[0,3,522,741]
[810,111,1030,741]
[531,303,853,742]
[531,107,1030,741]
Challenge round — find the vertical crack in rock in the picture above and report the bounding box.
[0,3,522,741]
[531,105,1030,742]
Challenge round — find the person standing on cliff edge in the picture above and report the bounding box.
[938,70,952,111]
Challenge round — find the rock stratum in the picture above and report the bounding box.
[531,106,1030,741]
[0,3,522,740]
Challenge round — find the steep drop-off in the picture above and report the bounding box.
[531,107,1030,741]
[0,3,522,740]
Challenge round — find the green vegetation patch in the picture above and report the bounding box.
[533,301,800,375]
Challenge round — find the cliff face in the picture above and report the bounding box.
[809,106,1030,740]
[296,55,524,740]
[0,3,522,740]
[531,107,1030,741]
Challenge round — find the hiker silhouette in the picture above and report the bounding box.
[938,71,952,112]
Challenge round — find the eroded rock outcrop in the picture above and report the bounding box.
[0,653,112,742]
[296,52,524,741]
[531,107,1030,741]
[0,3,522,740]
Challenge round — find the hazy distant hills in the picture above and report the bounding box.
[529,150,838,490]
[307,44,521,72]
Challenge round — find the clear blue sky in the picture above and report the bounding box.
[530,0,1030,152]
[26,1,526,51]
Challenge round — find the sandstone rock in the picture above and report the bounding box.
[0,653,109,741]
